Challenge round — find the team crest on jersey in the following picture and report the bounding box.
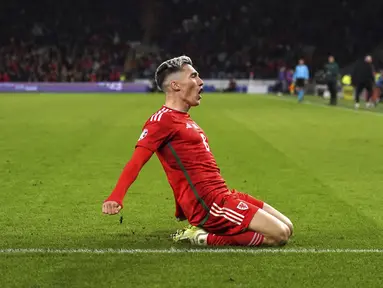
[186,122,200,129]
[138,129,148,141]
[237,202,249,211]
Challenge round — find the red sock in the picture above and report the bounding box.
[207,231,264,246]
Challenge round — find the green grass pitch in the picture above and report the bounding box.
[1,92,383,287]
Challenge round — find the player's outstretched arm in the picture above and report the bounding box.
[102,147,153,215]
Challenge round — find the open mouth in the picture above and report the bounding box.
[198,87,203,99]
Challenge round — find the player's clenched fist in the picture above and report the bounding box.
[102,201,122,215]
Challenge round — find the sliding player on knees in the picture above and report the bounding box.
[102,56,293,247]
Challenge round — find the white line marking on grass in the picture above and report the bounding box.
[1,248,383,254]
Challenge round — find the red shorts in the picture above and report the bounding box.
[203,189,264,235]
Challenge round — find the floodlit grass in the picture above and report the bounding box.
[1,93,382,287]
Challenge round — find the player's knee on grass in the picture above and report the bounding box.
[248,209,291,246]
[286,219,294,236]
[262,203,294,236]
[273,223,290,245]
[261,224,290,246]
[277,214,293,237]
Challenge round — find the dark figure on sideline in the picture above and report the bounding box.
[352,55,375,109]
[223,78,237,92]
[324,55,340,105]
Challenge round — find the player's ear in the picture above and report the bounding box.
[170,80,181,92]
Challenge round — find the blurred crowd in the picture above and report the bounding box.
[1,0,382,82]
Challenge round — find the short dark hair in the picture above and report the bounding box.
[154,56,193,91]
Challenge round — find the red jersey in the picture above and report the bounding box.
[136,106,229,226]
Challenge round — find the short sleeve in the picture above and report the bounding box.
[135,117,174,152]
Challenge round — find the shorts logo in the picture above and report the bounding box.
[237,202,249,211]
[138,129,148,141]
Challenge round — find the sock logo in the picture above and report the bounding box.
[237,202,249,210]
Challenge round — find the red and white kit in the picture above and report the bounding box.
[107,106,264,237]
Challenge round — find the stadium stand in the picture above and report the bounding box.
[1,0,383,82]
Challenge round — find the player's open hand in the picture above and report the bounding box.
[102,201,122,215]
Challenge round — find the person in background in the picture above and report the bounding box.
[276,66,287,95]
[351,55,375,109]
[286,69,294,95]
[293,59,310,102]
[223,78,237,92]
[374,69,383,103]
[324,55,340,105]
[148,79,160,93]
